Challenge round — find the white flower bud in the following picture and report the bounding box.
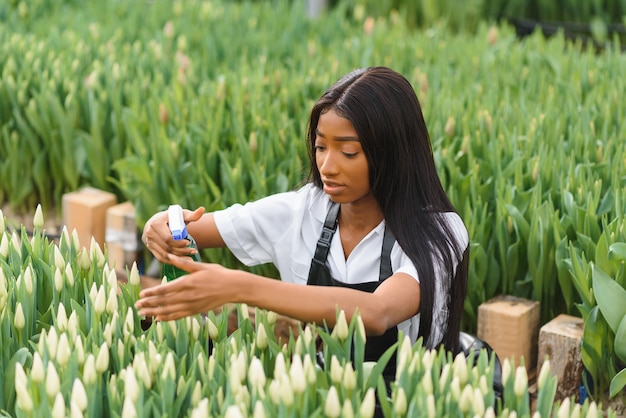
[128,261,140,286]
[394,387,407,415]
[421,370,433,395]
[537,360,550,390]
[342,399,354,418]
[207,317,219,340]
[95,342,109,373]
[51,393,66,418]
[450,376,461,400]
[324,386,341,418]
[266,310,278,325]
[256,322,268,350]
[94,286,106,315]
[303,355,317,384]
[103,323,113,347]
[398,336,413,369]
[586,402,599,418]
[514,366,528,398]
[54,247,65,270]
[10,232,21,258]
[330,355,342,384]
[23,266,34,294]
[342,362,356,392]
[333,310,348,341]
[360,388,376,418]
[47,327,59,358]
[557,398,571,418]
[71,379,88,412]
[453,352,468,385]
[83,354,96,385]
[107,268,117,290]
[90,237,105,268]
[274,352,286,379]
[190,381,202,407]
[279,375,294,406]
[289,355,306,394]
[121,397,137,418]
[75,335,85,365]
[252,400,266,418]
[15,362,28,389]
[14,302,26,330]
[124,367,140,402]
[29,352,45,383]
[355,314,366,342]
[248,357,266,392]
[502,359,512,384]
[427,394,436,418]
[191,316,200,340]
[56,303,68,332]
[162,352,176,380]
[46,362,61,398]
[0,233,8,258]
[57,333,71,366]
[78,248,90,271]
[269,379,281,405]
[484,406,497,418]
[224,405,244,418]
[473,387,485,416]
[65,263,75,286]
[15,381,34,413]
[54,268,64,292]
[33,204,44,229]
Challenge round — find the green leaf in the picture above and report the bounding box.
[609,368,626,399]
[609,243,626,261]
[615,315,626,364]
[592,264,626,333]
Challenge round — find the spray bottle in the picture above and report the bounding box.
[161,204,201,281]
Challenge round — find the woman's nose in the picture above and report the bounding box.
[318,151,339,176]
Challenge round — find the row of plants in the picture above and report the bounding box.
[0,211,617,416]
[1,0,625,405]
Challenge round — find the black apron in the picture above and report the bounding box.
[307,202,398,378]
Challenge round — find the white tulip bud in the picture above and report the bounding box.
[29,352,45,383]
[103,323,113,347]
[0,232,9,260]
[450,376,461,401]
[537,360,550,390]
[342,362,356,392]
[248,357,266,393]
[289,355,306,394]
[107,268,117,290]
[207,317,219,340]
[124,367,140,402]
[274,352,286,379]
[502,359,512,384]
[33,204,44,229]
[10,232,21,258]
[360,388,376,418]
[54,247,65,270]
[64,263,75,286]
[51,393,66,418]
[23,266,34,294]
[342,399,355,418]
[398,336,413,370]
[90,237,105,268]
[56,303,68,332]
[95,342,109,373]
[324,386,341,418]
[46,362,61,398]
[47,327,59,358]
[0,233,8,258]
[162,352,176,380]
[453,352,468,385]
[129,262,140,286]
[280,375,294,406]
[191,316,201,340]
[78,248,90,271]
[333,310,348,341]
[83,354,96,385]
[71,379,88,412]
[266,310,278,325]
[14,362,28,390]
[394,387,407,415]
[94,286,106,315]
[329,355,343,384]
[421,370,433,395]
[57,333,71,366]
[14,302,26,330]
[123,307,134,335]
[54,268,64,292]
[224,405,244,418]
[427,394,436,418]
[59,226,70,249]
[75,335,85,365]
[252,400,266,418]
[473,387,485,416]
[256,322,268,349]
[303,355,317,384]
[15,381,34,413]
[557,398,571,418]
[269,379,281,405]
[484,406,497,418]
[514,366,528,398]
[121,397,137,418]
[586,402,599,418]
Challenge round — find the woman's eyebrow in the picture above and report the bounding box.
[315,129,360,142]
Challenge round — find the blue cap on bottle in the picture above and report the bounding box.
[167,205,188,240]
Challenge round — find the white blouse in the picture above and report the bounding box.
[213,183,468,345]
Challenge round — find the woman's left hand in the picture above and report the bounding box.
[135,255,232,321]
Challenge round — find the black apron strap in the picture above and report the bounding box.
[378,226,395,280]
[307,202,340,285]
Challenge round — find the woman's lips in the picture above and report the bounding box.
[323,181,345,195]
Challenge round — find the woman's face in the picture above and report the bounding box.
[314,109,374,205]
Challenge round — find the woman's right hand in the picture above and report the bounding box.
[142,207,205,263]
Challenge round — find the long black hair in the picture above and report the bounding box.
[306,66,469,353]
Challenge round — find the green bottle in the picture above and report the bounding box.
[161,204,201,281]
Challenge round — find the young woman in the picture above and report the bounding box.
[136,66,469,370]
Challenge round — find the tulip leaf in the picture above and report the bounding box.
[609,368,626,399]
[615,315,626,364]
[592,265,626,334]
[609,243,626,261]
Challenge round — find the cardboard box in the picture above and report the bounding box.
[477,295,541,372]
[62,187,117,250]
[105,201,139,273]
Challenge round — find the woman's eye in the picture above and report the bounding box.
[343,152,358,158]
[314,145,326,152]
